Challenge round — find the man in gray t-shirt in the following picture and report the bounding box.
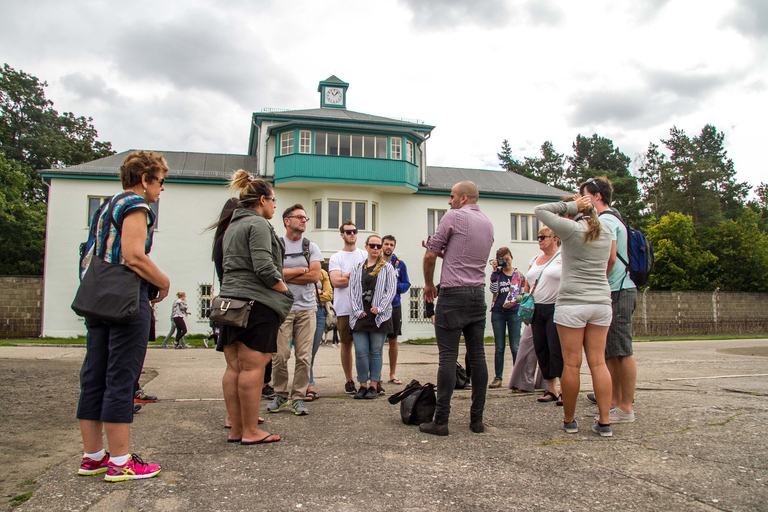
[266,204,323,416]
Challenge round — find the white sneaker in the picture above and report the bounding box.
[609,407,635,423]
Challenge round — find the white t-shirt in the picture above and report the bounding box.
[282,237,324,311]
[527,253,562,305]
[328,248,367,316]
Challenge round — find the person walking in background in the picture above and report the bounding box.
[488,247,525,388]
[329,221,367,394]
[349,235,397,399]
[527,226,564,404]
[159,312,176,348]
[76,150,170,481]
[534,195,614,437]
[307,268,333,401]
[171,292,191,349]
[580,176,638,424]
[218,170,292,445]
[381,235,410,388]
[421,181,494,436]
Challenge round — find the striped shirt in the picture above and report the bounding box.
[79,192,155,279]
[425,204,494,288]
[349,261,397,329]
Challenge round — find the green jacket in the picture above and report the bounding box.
[220,208,294,323]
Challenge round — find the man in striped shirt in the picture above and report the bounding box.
[421,181,494,436]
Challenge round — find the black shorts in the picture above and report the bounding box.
[218,300,280,354]
[387,305,402,339]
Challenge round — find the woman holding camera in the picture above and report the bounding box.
[488,247,526,388]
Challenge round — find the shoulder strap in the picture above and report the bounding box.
[599,209,630,268]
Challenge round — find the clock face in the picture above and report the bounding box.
[325,87,343,105]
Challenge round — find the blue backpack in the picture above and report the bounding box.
[599,209,654,287]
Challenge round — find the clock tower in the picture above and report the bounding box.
[318,75,349,109]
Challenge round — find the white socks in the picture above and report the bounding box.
[84,449,105,460]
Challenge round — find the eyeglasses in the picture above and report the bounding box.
[537,235,551,241]
[367,243,382,249]
[288,215,309,222]
[344,229,358,235]
[264,196,276,202]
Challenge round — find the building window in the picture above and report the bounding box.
[510,214,534,241]
[314,200,322,229]
[427,209,446,236]
[409,287,430,323]
[328,200,366,230]
[87,196,108,226]
[532,216,540,236]
[406,141,414,163]
[280,131,294,155]
[371,202,378,232]
[299,130,311,153]
[199,283,214,320]
[391,137,401,160]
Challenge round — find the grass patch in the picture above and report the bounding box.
[19,479,35,487]
[10,492,32,507]
[641,443,657,451]
[707,415,737,427]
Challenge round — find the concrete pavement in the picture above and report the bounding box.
[2,338,768,511]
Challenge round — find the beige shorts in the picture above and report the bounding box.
[554,304,613,328]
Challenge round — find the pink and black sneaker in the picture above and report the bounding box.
[104,454,161,482]
[78,452,110,476]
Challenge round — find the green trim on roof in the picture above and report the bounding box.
[414,190,561,202]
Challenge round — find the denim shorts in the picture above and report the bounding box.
[554,304,613,328]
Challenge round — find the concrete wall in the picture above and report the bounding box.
[0,276,43,338]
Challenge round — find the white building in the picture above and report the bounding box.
[41,76,565,339]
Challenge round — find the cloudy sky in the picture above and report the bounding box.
[2,0,765,190]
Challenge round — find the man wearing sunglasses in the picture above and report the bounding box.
[329,221,367,394]
[266,205,323,417]
[421,181,494,436]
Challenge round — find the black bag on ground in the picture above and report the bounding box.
[455,362,469,389]
[388,379,436,425]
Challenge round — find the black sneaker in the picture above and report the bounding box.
[262,384,276,399]
[376,382,385,394]
[354,386,367,399]
[345,380,356,394]
[586,393,597,404]
[133,403,142,414]
[365,386,378,399]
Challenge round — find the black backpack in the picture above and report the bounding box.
[599,209,655,287]
[388,380,436,425]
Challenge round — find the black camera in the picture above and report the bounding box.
[497,257,506,267]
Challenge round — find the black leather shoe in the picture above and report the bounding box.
[419,421,449,436]
[354,386,367,399]
[470,422,485,433]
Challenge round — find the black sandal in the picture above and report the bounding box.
[556,393,564,406]
[537,391,558,403]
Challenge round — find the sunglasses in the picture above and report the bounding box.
[344,229,358,235]
[537,235,551,241]
[151,176,165,186]
[367,243,382,249]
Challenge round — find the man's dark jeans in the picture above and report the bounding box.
[433,286,488,425]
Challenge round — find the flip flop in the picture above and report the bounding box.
[388,378,403,385]
[227,438,241,443]
[241,434,281,445]
[556,394,564,406]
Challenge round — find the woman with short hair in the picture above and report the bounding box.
[76,150,170,481]
[488,247,526,387]
[349,235,397,399]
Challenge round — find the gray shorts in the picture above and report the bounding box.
[606,288,637,358]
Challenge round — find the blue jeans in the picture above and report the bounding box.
[433,287,488,425]
[491,309,522,379]
[352,330,386,383]
[309,306,326,386]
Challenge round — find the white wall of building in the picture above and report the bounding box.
[44,177,553,341]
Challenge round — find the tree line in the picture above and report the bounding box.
[0,64,115,275]
[498,130,768,292]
